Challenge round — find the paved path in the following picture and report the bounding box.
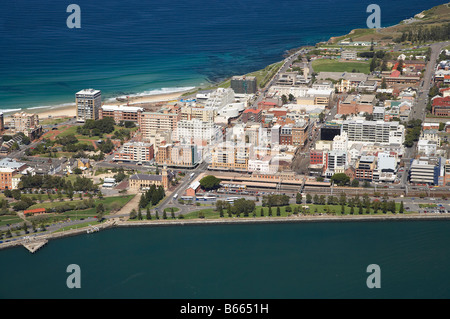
[110,192,140,218]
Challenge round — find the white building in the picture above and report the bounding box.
[417,139,438,156]
[204,88,235,110]
[325,150,348,177]
[332,131,348,152]
[341,119,404,145]
[176,119,222,146]
[76,89,102,122]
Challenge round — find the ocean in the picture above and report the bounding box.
[0,0,445,111]
[1,221,450,299]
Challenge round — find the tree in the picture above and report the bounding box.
[260,207,264,217]
[331,173,350,186]
[313,194,320,205]
[296,193,302,204]
[306,194,312,204]
[268,206,273,217]
[171,207,175,219]
[370,58,377,72]
[163,211,167,219]
[96,203,105,221]
[399,201,404,214]
[199,175,222,191]
[281,94,288,105]
[319,112,325,123]
[146,207,151,220]
[381,77,387,89]
[137,208,143,220]
[276,206,281,217]
[351,179,360,187]
[129,209,137,219]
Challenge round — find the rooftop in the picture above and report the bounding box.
[129,174,162,181]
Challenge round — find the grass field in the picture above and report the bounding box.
[25,195,135,222]
[312,58,371,74]
[53,220,101,233]
[184,203,412,220]
[0,215,23,227]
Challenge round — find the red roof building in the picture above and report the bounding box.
[24,208,46,215]
[431,96,450,116]
[242,108,262,123]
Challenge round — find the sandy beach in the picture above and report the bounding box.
[2,90,190,121]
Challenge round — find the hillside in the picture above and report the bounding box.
[328,2,450,45]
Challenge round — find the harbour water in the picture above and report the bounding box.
[1,220,449,299]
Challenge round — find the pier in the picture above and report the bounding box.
[22,238,48,253]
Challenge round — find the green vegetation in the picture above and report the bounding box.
[311,59,371,74]
[404,119,423,148]
[53,220,102,233]
[199,175,222,191]
[137,185,166,209]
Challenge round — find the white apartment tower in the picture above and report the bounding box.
[76,89,102,122]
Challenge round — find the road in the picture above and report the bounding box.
[401,41,450,185]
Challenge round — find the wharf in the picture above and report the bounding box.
[22,239,48,253]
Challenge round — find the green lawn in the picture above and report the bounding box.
[312,59,371,74]
[53,220,102,233]
[25,195,135,221]
[183,203,413,220]
[0,215,23,227]
[164,207,180,213]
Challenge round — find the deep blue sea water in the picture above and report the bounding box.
[0,0,445,110]
[1,221,450,299]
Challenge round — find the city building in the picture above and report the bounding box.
[242,109,262,123]
[8,112,42,139]
[76,89,102,122]
[204,88,235,109]
[176,119,222,146]
[210,141,253,172]
[129,172,169,191]
[114,142,154,162]
[181,105,217,122]
[99,105,143,124]
[332,132,348,152]
[230,76,257,94]
[341,50,357,60]
[292,121,309,146]
[431,96,450,116]
[280,125,293,145]
[0,168,14,190]
[325,150,348,177]
[155,143,200,168]
[409,157,444,185]
[140,106,181,141]
[417,139,438,156]
[355,155,376,181]
[337,94,376,115]
[320,122,342,141]
[341,119,405,145]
